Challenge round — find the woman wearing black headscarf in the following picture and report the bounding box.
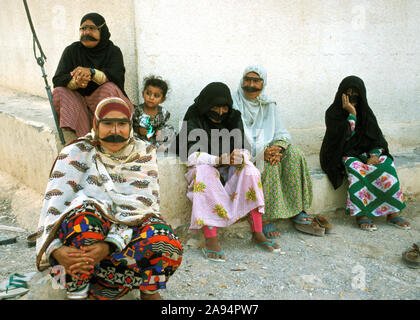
[320,76,410,231]
[52,13,133,143]
[177,82,280,262]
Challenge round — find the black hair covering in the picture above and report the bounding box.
[52,13,126,96]
[319,75,390,189]
[171,82,249,161]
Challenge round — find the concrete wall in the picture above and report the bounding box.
[134,0,420,156]
[0,0,419,160]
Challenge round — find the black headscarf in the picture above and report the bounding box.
[319,75,390,189]
[52,13,126,96]
[172,82,249,161]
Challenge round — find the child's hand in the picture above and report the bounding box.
[138,127,148,137]
[155,130,163,141]
[157,145,168,153]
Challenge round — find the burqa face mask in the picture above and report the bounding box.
[97,118,131,142]
[347,94,360,104]
[242,86,262,93]
[207,110,229,122]
[80,34,99,42]
[100,134,129,143]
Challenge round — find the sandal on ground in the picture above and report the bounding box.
[66,284,90,300]
[0,273,29,300]
[262,222,280,239]
[291,211,312,225]
[313,216,333,234]
[294,221,325,237]
[254,240,281,253]
[201,247,226,263]
[0,236,17,246]
[356,218,377,232]
[387,216,411,230]
[402,243,420,269]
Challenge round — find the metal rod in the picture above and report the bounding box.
[22,0,65,146]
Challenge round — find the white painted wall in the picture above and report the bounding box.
[134,0,420,156]
[0,0,419,160]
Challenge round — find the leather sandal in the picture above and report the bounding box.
[292,212,325,236]
[402,243,420,269]
[313,216,333,234]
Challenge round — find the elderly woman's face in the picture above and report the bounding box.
[242,72,263,99]
[79,19,101,48]
[98,110,131,152]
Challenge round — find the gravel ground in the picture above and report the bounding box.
[0,194,419,300]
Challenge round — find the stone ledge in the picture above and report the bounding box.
[0,87,419,233]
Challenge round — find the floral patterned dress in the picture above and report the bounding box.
[185,150,265,230]
[261,139,313,220]
[344,114,406,217]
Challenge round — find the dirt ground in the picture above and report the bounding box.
[0,172,418,300]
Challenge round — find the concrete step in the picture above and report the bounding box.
[0,86,419,232]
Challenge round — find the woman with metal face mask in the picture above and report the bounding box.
[233,65,318,239]
[176,82,280,263]
[52,13,133,144]
[35,97,183,300]
[320,75,410,231]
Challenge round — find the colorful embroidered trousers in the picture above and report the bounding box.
[54,203,183,300]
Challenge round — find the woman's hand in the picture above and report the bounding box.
[217,153,230,166]
[52,246,94,280]
[264,145,283,166]
[342,93,357,115]
[73,73,91,88]
[230,149,244,166]
[77,242,110,266]
[71,66,91,88]
[366,155,380,166]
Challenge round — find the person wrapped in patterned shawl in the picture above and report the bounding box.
[33,97,182,300]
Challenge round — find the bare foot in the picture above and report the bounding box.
[252,232,280,252]
[204,236,226,261]
[262,221,281,238]
[140,291,163,300]
[356,216,377,231]
[387,213,410,228]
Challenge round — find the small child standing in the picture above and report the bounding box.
[133,75,175,152]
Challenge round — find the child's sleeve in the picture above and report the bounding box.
[132,105,141,128]
[156,108,172,131]
[155,108,176,146]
